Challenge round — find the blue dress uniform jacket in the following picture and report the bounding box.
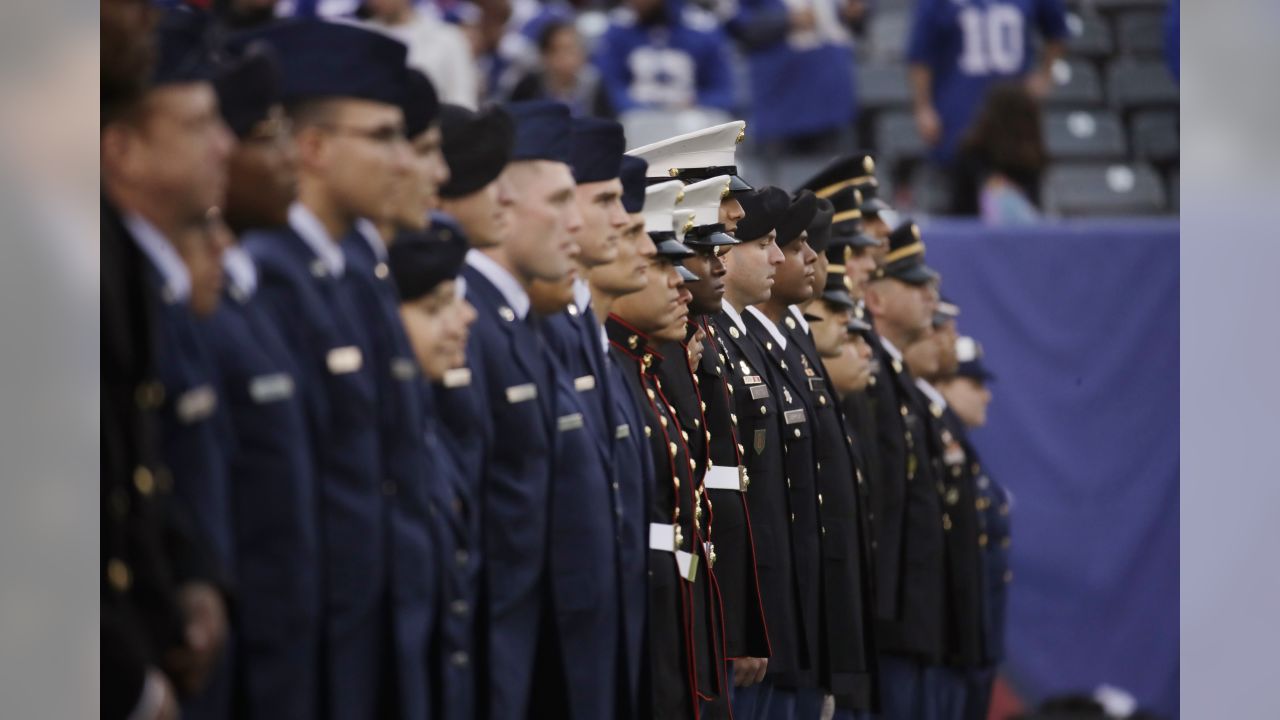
[864,335,946,663]
[782,317,878,708]
[199,259,321,720]
[343,233,441,720]
[688,318,771,662]
[709,309,805,686]
[243,223,390,719]
[608,316,714,719]
[137,233,234,720]
[739,309,823,690]
[458,262,559,719]
[541,344,623,720]
[543,301,613,452]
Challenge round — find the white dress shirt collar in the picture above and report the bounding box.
[465,249,531,320]
[879,334,903,362]
[789,305,810,334]
[354,218,389,262]
[572,277,592,315]
[221,245,257,298]
[915,377,948,411]
[122,212,190,304]
[288,202,346,277]
[720,299,748,335]
[745,306,788,350]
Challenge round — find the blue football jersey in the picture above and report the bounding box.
[907,0,1067,162]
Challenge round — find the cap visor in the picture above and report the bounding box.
[685,230,739,247]
[892,263,939,286]
[676,265,700,282]
[821,288,855,310]
[654,238,696,259]
[728,175,754,193]
[861,196,892,214]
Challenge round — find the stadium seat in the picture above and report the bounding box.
[1107,59,1179,110]
[1130,110,1179,164]
[857,63,912,112]
[907,163,952,215]
[1064,9,1115,58]
[1116,11,1167,56]
[1042,162,1166,216]
[1043,109,1128,160]
[1044,58,1104,107]
[874,110,927,164]
[866,10,910,63]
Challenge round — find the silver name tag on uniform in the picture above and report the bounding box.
[749,385,770,400]
[557,413,584,431]
[783,409,807,425]
[442,368,472,388]
[176,385,217,423]
[326,346,363,375]
[808,377,825,391]
[574,375,596,392]
[505,383,538,404]
[615,423,631,439]
[742,374,763,385]
[704,465,744,492]
[391,357,418,381]
[249,373,294,404]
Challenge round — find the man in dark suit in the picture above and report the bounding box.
[101,8,234,718]
[459,99,583,718]
[228,19,416,718]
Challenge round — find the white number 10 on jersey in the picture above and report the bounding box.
[958,4,1026,75]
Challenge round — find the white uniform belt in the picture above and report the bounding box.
[704,465,743,492]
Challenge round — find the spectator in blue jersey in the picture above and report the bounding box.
[907,0,1068,165]
[727,0,859,152]
[593,0,736,116]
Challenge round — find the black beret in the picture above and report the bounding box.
[232,19,409,107]
[806,197,834,254]
[776,190,818,247]
[439,104,515,199]
[503,99,572,163]
[569,117,626,183]
[619,155,649,213]
[214,41,279,138]
[734,186,790,241]
[872,220,938,286]
[389,225,470,302]
[402,69,440,139]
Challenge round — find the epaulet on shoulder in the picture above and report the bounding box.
[682,6,721,32]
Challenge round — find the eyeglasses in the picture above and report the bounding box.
[316,122,409,147]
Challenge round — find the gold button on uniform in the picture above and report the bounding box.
[942,514,953,531]
[1001,537,1011,549]
[133,466,155,496]
[793,428,801,438]
[978,533,988,547]
[107,558,131,592]
[818,395,827,406]
[1003,570,1014,583]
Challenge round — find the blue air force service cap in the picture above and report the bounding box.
[215,41,280,138]
[389,226,470,301]
[872,221,938,286]
[734,186,790,242]
[232,19,409,107]
[569,117,626,183]
[403,69,441,139]
[439,104,515,199]
[503,100,572,163]
[619,156,650,213]
[153,6,218,86]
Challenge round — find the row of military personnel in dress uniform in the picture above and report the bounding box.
[101,7,1010,720]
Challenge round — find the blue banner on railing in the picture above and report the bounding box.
[922,218,1179,718]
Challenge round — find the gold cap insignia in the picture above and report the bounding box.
[864,156,875,174]
[911,224,921,241]
[843,246,853,263]
[853,188,863,205]
[736,124,746,143]
[721,186,730,199]
[669,167,680,177]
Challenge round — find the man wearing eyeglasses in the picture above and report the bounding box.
[230,19,419,718]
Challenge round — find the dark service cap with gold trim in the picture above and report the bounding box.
[828,186,880,249]
[872,221,938,286]
[797,152,878,199]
